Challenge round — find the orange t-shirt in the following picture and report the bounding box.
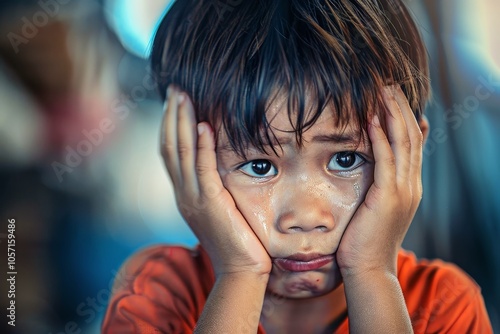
[101,245,492,333]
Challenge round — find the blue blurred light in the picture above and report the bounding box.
[455,1,500,75]
[104,0,174,58]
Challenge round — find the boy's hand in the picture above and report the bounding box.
[337,86,423,278]
[160,86,272,278]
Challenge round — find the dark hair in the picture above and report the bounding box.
[151,0,430,156]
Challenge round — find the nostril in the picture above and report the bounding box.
[277,210,335,233]
[288,225,328,232]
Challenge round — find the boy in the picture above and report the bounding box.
[102,0,493,332]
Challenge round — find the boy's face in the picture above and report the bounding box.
[216,96,375,298]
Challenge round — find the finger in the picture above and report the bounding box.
[177,92,199,193]
[160,85,182,186]
[382,86,411,182]
[196,122,224,199]
[368,115,396,190]
[393,87,423,178]
[393,87,424,211]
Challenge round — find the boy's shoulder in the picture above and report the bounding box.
[397,249,491,333]
[113,243,215,295]
[397,248,481,300]
[101,244,215,334]
[115,244,214,283]
[397,248,481,294]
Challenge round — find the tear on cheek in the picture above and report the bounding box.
[353,182,361,198]
[330,182,362,211]
[253,210,270,236]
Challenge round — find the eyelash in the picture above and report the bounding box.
[237,152,366,178]
[327,152,366,174]
[238,159,277,178]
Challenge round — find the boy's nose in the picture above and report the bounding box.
[276,195,335,233]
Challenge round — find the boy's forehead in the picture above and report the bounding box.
[265,91,362,136]
[216,94,367,153]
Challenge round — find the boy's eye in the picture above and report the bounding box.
[328,152,365,172]
[238,159,277,178]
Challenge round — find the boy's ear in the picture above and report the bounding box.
[418,114,430,146]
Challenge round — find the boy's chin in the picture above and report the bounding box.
[266,287,339,300]
[266,268,343,299]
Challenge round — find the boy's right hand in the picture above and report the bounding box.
[160,86,272,278]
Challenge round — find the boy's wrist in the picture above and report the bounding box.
[342,269,412,333]
[196,267,269,333]
[341,269,403,302]
[215,270,270,285]
[340,265,397,284]
[338,251,399,280]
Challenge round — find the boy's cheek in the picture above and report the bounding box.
[217,169,373,249]
[225,183,276,248]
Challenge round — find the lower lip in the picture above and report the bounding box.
[274,255,334,272]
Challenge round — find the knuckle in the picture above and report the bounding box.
[177,144,193,160]
[196,139,208,150]
[177,201,195,218]
[402,137,412,151]
[162,143,176,158]
[201,181,221,199]
[372,131,386,142]
[195,163,211,175]
[384,155,397,167]
[177,195,205,218]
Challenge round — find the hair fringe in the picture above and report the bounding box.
[151,0,430,157]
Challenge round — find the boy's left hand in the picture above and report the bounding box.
[337,86,423,278]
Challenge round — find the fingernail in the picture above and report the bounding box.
[390,85,399,96]
[197,123,205,136]
[167,85,172,99]
[384,86,394,97]
[177,93,185,104]
[372,115,380,126]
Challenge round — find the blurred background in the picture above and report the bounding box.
[0,0,498,332]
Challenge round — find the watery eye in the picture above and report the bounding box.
[328,152,365,172]
[336,152,356,168]
[239,159,277,178]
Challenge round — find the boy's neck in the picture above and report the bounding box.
[261,284,347,333]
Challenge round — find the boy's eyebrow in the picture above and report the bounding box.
[273,132,363,146]
[217,132,367,153]
[308,133,361,144]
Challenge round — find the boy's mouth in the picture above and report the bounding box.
[273,253,334,272]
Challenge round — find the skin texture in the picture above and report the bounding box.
[161,85,429,333]
[216,96,374,299]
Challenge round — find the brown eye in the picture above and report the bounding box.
[239,159,277,177]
